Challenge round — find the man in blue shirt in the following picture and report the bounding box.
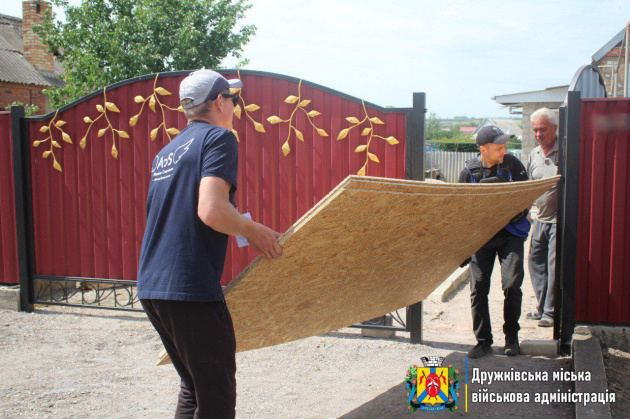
[138,70,282,418]
[458,126,530,359]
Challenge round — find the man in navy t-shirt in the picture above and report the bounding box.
[138,70,282,418]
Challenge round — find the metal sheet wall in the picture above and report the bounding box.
[27,71,408,285]
[575,98,630,323]
[0,112,19,284]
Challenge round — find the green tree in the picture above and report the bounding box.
[426,112,441,140]
[36,0,256,107]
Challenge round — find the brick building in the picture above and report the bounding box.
[592,24,628,97]
[0,1,64,115]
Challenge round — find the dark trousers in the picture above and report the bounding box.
[141,299,237,419]
[469,230,525,345]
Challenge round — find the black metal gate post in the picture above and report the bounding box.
[11,106,36,312]
[556,91,581,354]
[406,92,426,344]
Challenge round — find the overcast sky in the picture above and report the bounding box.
[4,0,630,118]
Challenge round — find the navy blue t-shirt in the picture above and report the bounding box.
[137,121,238,302]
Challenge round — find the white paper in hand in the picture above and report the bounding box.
[236,213,252,248]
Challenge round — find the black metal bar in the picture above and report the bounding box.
[11,106,35,312]
[406,92,426,181]
[407,302,423,344]
[554,106,567,342]
[558,91,581,354]
[404,92,426,344]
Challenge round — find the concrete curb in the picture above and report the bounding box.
[433,266,470,302]
[520,339,558,356]
[572,334,612,419]
[0,285,20,311]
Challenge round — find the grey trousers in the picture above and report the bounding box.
[528,220,556,320]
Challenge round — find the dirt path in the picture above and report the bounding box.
[1,236,576,418]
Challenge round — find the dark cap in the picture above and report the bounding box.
[475,125,514,146]
[179,69,243,109]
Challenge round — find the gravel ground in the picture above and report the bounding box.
[602,347,630,417]
[0,228,579,418]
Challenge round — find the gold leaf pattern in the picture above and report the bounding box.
[294,128,304,142]
[106,102,120,112]
[32,109,73,172]
[155,87,171,96]
[149,96,156,112]
[244,104,260,112]
[268,79,328,156]
[267,116,284,124]
[80,87,129,161]
[335,101,399,176]
[231,70,266,139]
[337,128,349,140]
[130,73,183,142]
[254,122,266,133]
[282,141,290,156]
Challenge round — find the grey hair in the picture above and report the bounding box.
[531,108,558,126]
[182,99,213,121]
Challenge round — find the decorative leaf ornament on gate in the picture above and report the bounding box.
[129,73,183,142]
[80,87,130,160]
[231,70,265,142]
[30,70,404,175]
[337,101,399,176]
[32,109,72,172]
[266,79,329,156]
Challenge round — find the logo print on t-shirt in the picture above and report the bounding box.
[152,138,194,180]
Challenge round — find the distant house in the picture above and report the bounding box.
[592,25,627,97]
[459,126,476,136]
[0,1,64,114]
[473,118,522,141]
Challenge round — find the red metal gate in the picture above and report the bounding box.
[0,111,19,285]
[6,70,421,296]
[575,98,630,324]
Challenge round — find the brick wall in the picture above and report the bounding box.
[22,0,54,73]
[0,82,48,114]
[596,47,626,97]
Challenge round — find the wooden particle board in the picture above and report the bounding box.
[158,174,559,364]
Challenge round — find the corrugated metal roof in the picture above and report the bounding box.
[568,65,607,99]
[0,50,63,87]
[591,27,625,63]
[0,13,64,87]
[0,14,23,52]
[492,85,568,106]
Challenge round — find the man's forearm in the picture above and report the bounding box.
[200,199,253,237]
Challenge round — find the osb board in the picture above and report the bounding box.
[219,175,560,353]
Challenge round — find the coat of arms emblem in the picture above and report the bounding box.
[405,356,460,412]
